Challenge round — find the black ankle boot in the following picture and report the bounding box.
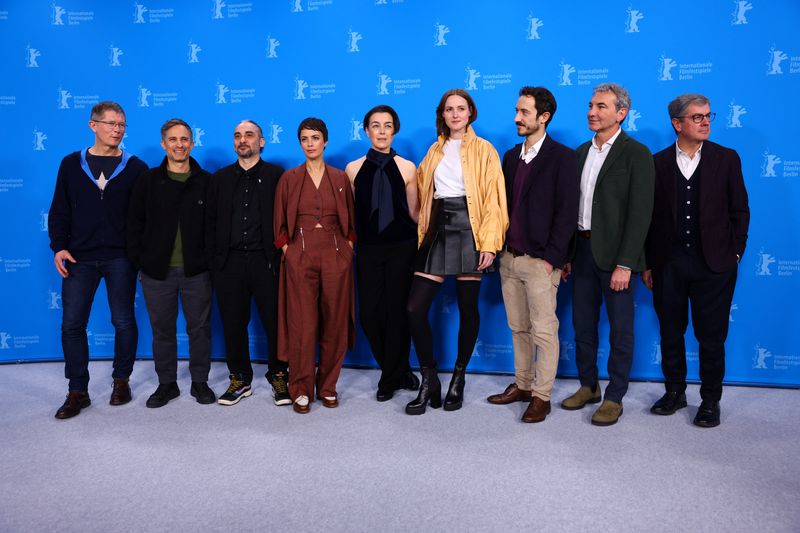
[444,364,466,411]
[405,367,442,415]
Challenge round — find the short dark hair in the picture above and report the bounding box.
[90,101,125,121]
[297,117,328,142]
[667,93,710,121]
[363,105,400,134]
[667,93,710,134]
[435,88,477,137]
[518,86,557,128]
[160,118,192,141]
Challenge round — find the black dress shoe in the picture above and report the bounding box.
[693,400,721,428]
[650,391,688,415]
[110,378,132,405]
[402,370,420,391]
[55,391,91,419]
[376,389,394,402]
[146,382,180,408]
[190,382,216,405]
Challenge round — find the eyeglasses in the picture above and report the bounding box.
[93,120,127,130]
[679,113,715,124]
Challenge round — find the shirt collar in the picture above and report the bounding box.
[520,132,547,159]
[237,158,262,176]
[591,127,622,152]
[676,140,703,160]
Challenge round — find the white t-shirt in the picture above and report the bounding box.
[433,139,466,199]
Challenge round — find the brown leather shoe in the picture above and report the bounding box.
[487,383,532,405]
[317,394,339,408]
[55,391,91,419]
[109,378,132,406]
[521,397,551,423]
[293,396,310,414]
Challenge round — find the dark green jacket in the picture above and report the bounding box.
[575,129,655,272]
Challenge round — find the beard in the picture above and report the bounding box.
[237,145,256,158]
[517,121,540,137]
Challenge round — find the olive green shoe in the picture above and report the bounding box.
[561,385,601,410]
[591,400,623,426]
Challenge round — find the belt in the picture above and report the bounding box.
[506,246,527,257]
[577,230,591,239]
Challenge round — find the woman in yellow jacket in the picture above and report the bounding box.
[406,88,508,415]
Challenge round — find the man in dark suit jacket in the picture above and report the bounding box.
[486,86,578,424]
[205,120,289,407]
[642,94,749,428]
[561,83,655,426]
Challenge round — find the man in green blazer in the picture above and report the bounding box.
[561,83,654,426]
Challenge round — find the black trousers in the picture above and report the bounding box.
[212,250,287,382]
[572,236,635,403]
[652,247,737,401]
[356,239,416,392]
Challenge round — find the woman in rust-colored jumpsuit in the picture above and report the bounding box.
[274,117,356,414]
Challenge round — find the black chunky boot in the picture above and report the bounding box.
[444,364,466,411]
[405,367,442,415]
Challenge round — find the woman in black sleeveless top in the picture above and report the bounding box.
[345,105,420,402]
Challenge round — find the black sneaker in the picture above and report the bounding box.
[217,376,252,406]
[146,382,180,408]
[190,382,216,405]
[271,372,291,406]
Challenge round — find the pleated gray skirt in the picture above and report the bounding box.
[414,196,491,275]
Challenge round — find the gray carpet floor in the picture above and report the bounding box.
[0,361,798,533]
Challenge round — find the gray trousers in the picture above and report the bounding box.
[141,268,212,384]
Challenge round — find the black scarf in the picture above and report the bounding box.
[365,148,397,233]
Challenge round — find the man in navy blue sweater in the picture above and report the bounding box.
[48,101,148,419]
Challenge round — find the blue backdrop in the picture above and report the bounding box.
[1,0,798,387]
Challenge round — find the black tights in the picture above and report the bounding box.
[407,276,481,369]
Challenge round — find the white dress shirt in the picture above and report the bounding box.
[519,132,547,164]
[676,140,703,179]
[578,128,622,231]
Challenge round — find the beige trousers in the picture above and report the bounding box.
[499,252,561,400]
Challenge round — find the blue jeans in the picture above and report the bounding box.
[61,257,138,391]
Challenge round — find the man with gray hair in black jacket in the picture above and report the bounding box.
[127,118,215,408]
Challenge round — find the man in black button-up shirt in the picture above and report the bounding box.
[205,120,290,406]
